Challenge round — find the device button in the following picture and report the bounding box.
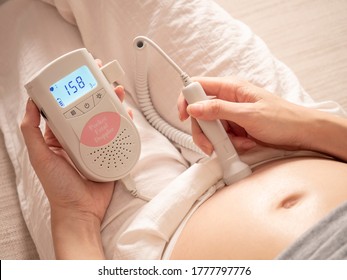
[76,96,95,113]
[64,107,83,119]
[93,89,106,106]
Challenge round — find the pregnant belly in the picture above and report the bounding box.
[170,157,347,259]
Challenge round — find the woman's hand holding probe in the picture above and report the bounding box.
[178,77,347,162]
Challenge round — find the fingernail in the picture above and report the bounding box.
[188,103,203,117]
[204,146,213,156]
[201,142,213,156]
[178,112,183,121]
[26,97,34,109]
[241,139,257,150]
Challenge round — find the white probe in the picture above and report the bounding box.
[134,36,252,184]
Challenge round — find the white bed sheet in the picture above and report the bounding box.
[0,0,346,259]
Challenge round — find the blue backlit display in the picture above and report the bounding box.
[50,65,97,108]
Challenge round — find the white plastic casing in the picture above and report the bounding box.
[25,48,141,182]
[182,82,252,184]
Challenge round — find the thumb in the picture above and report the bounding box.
[187,99,250,123]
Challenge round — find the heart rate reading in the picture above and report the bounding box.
[50,65,98,108]
[64,76,85,95]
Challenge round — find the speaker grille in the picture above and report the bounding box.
[89,127,133,169]
[80,116,141,179]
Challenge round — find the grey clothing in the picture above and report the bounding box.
[277,201,347,260]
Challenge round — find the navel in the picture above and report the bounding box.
[279,193,303,209]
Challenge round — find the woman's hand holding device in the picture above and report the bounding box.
[21,60,130,259]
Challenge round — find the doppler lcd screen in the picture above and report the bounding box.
[49,65,97,108]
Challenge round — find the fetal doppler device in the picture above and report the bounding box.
[25,49,141,182]
[25,37,251,186]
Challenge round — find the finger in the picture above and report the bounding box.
[193,76,263,103]
[220,119,247,137]
[113,85,134,119]
[21,99,53,167]
[114,85,125,102]
[191,118,213,155]
[177,93,189,121]
[192,76,229,98]
[95,59,103,67]
[228,135,257,154]
[44,123,61,148]
[187,99,251,125]
[227,120,248,137]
